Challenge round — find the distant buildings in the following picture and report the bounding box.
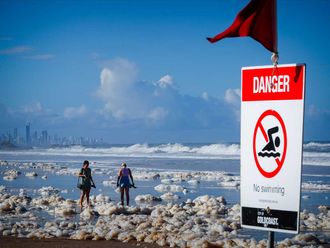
[26,123,31,145]
[41,130,48,145]
[0,123,105,147]
[13,128,18,143]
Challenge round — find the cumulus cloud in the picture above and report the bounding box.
[95,58,239,130]
[224,88,241,121]
[63,105,87,119]
[97,58,157,121]
[224,88,241,105]
[157,74,175,89]
[0,58,244,141]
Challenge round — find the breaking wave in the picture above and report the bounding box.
[0,143,240,160]
[43,143,241,159]
[0,142,329,166]
[303,142,330,153]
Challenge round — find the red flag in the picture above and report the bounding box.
[207,0,277,53]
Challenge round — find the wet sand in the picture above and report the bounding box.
[0,237,163,248]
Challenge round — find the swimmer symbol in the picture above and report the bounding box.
[258,126,281,158]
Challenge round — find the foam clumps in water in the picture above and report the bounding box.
[0,160,329,247]
[25,172,38,177]
[0,184,329,247]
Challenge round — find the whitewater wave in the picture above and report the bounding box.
[0,143,240,160]
[303,142,330,152]
[45,143,241,159]
[0,142,329,166]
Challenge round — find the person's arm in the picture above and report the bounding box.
[116,169,122,187]
[90,171,95,186]
[78,168,85,177]
[129,168,134,186]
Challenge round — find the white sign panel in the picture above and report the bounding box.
[240,64,305,233]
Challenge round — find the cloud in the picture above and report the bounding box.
[201,92,209,101]
[0,102,62,132]
[224,88,241,105]
[147,107,168,122]
[96,58,147,120]
[157,74,175,89]
[24,54,55,60]
[0,45,33,55]
[96,58,174,122]
[224,88,241,121]
[63,105,87,119]
[95,58,239,131]
[0,44,54,60]
[22,102,43,113]
[0,57,244,142]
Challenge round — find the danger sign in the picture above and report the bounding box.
[240,64,305,234]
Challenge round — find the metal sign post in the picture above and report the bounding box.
[267,231,274,248]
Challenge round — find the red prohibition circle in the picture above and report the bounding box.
[253,109,287,178]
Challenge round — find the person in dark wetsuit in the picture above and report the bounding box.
[117,162,135,206]
[78,160,96,209]
[262,126,280,152]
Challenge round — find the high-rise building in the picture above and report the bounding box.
[26,123,31,144]
[33,131,38,144]
[13,128,18,144]
[42,130,48,145]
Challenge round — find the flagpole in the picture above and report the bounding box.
[269,1,277,245]
[275,0,278,54]
[272,0,279,66]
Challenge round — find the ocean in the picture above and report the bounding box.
[0,142,329,243]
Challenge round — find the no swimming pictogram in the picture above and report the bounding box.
[253,109,287,178]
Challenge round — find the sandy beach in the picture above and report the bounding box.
[0,237,162,248]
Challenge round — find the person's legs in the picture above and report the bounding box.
[120,188,124,206]
[85,189,91,207]
[125,188,130,206]
[80,190,85,209]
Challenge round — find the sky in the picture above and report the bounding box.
[0,0,329,144]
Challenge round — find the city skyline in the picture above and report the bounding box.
[1,0,329,143]
[0,123,105,147]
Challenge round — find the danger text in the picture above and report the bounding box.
[253,75,290,94]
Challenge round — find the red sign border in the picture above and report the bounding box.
[253,109,287,178]
[241,64,305,102]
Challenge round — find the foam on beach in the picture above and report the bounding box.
[0,160,329,247]
[0,184,328,247]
